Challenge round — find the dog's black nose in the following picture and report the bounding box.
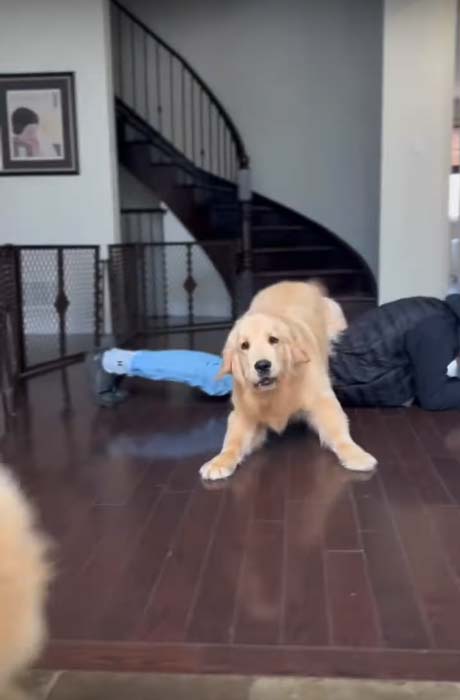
[255,359,271,374]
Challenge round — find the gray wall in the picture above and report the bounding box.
[121,0,383,272]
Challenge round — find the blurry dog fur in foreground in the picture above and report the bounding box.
[0,465,51,697]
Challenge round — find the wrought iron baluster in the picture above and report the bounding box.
[161,244,168,318]
[187,330,196,350]
[209,101,213,174]
[199,88,205,167]
[55,248,69,360]
[230,241,238,321]
[191,79,196,165]
[127,246,137,335]
[184,243,196,324]
[143,30,149,122]
[155,41,162,133]
[223,128,228,181]
[131,19,136,111]
[117,7,123,99]
[137,244,147,332]
[169,53,175,145]
[217,116,221,177]
[181,66,187,156]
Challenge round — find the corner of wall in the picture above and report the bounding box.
[102,0,121,249]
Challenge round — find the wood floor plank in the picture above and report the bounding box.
[49,478,163,639]
[353,473,390,533]
[407,408,452,459]
[380,460,460,649]
[186,483,255,644]
[135,488,223,642]
[325,488,360,550]
[431,459,460,504]
[283,500,329,645]
[382,412,453,505]
[92,490,190,640]
[325,550,381,647]
[352,409,396,463]
[233,520,283,645]
[429,505,460,581]
[362,526,431,649]
[253,445,288,521]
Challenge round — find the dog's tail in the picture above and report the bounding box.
[0,466,52,691]
[308,278,329,298]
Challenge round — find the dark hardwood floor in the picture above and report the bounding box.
[2,330,460,681]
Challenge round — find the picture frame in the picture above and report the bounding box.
[0,72,79,176]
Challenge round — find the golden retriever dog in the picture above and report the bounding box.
[0,465,51,696]
[200,281,377,481]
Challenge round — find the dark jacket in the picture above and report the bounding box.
[330,295,460,409]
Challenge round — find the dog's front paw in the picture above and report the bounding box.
[200,454,238,481]
[338,443,377,472]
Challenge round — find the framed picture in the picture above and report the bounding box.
[0,72,79,176]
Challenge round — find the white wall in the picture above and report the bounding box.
[379,0,457,303]
[120,0,383,273]
[0,0,119,250]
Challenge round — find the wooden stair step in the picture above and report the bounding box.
[209,202,240,210]
[252,225,305,232]
[254,268,362,278]
[150,159,198,175]
[253,245,334,254]
[124,139,151,145]
[252,205,273,212]
[180,183,236,193]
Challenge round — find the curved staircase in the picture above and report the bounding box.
[112,1,377,320]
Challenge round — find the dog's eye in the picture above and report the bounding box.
[241,341,250,350]
[268,336,279,345]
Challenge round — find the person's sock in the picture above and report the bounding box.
[102,349,136,375]
[447,357,460,378]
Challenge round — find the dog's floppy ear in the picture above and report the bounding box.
[292,343,310,364]
[287,319,312,365]
[215,325,237,378]
[216,347,233,378]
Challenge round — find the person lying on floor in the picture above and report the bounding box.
[87,294,460,411]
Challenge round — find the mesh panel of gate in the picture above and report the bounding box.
[16,246,101,372]
[109,240,238,342]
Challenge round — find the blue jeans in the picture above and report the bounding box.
[126,350,233,397]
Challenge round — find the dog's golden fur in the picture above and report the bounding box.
[0,466,51,696]
[200,281,377,480]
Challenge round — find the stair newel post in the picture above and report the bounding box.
[237,160,253,314]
